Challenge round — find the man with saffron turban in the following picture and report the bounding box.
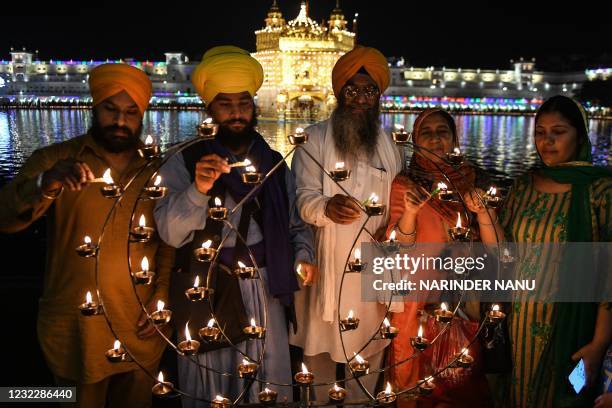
[154,45,315,405]
[290,46,402,401]
[0,63,174,407]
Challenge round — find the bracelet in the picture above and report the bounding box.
[394,222,416,236]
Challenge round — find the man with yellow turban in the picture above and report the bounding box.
[154,46,315,405]
[0,63,173,407]
[290,46,402,401]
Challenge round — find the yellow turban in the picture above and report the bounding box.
[191,46,264,103]
[88,63,152,114]
[332,46,390,98]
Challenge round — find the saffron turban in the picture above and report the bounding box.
[191,45,264,103]
[88,63,152,114]
[331,46,390,98]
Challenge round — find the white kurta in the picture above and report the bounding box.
[289,119,402,362]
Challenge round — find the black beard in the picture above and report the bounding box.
[331,100,381,161]
[215,116,258,152]
[89,115,142,153]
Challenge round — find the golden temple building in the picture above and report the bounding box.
[253,1,355,120]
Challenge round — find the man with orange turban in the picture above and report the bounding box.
[290,46,402,402]
[155,45,315,405]
[0,63,173,407]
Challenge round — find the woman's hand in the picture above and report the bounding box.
[571,341,607,388]
[403,183,428,216]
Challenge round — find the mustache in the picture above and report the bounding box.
[222,119,249,126]
[101,125,135,137]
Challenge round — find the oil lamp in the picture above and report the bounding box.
[137,134,160,160]
[340,309,359,331]
[449,212,469,241]
[364,193,385,216]
[130,214,155,243]
[194,240,217,263]
[392,123,410,144]
[376,382,396,405]
[208,197,228,220]
[196,118,218,139]
[347,248,366,272]
[150,300,172,325]
[152,371,173,397]
[380,317,399,339]
[410,323,430,350]
[435,302,454,323]
[76,235,98,257]
[131,256,155,285]
[243,317,265,339]
[143,175,167,200]
[288,127,308,145]
[294,362,314,385]
[178,322,200,355]
[329,161,350,181]
[100,168,122,198]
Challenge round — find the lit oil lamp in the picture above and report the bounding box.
[258,387,278,405]
[196,118,219,139]
[340,309,359,331]
[349,353,369,377]
[376,382,397,405]
[178,322,200,355]
[130,214,155,242]
[347,248,366,272]
[384,229,400,250]
[380,317,399,339]
[454,347,474,368]
[152,371,174,397]
[410,323,430,351]
[328,383,347,403]
[131,256,155,285]
[487,304,506,325]
[194,240,217,263]
[434,302,454,323]
[211,395,231,408]
[78,291,103,316]
[137,134,160,160]
[392,123,410,144]
[294,362,314,385]
[199,318,222,342]
[364,193,385,216]
[208,197,228,220]
[243,317,265,339]
[238,358,258,379]
[446,147,464,165]
[436,182,455,202]
[418,376,436,396]
[76,235,98,257]
[185,275,213,301]
[296,264,307,282]
[329,161,351,181]
[483,186,502,208]
[150,300,172,325]
[234,261,256,280]
[241,165,262,184]
[449,212,470,241]
[100,168,122,198]
[143,175,167,200]
[288,127,308,145]
[500,247,515,264]
[105,339,127,363]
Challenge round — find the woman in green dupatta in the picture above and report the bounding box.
[499,95,612,407]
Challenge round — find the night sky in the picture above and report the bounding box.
[2,0,611,72]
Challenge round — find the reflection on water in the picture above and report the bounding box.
[0,109,609,185]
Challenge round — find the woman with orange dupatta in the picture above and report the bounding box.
[385,108,502,407]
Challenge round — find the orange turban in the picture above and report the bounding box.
[332,46,390,98]
[191,45,264,104]
[88,63,152,114]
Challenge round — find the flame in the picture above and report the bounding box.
[202,240,212,249]
[144,135,154,145]
[245,165,257,173]
[295,127,304,134]
[425,376,434,385]
[157,371,164,383]
[102,168,114,184]
[347,310,354,320]
[503,248,510,257]
[492,304,500,312]
[385,382,392,395]
[354,248,361,261]
[462,348,469,357]
[141,256,149,272]
[193,275,200,287]
[85,291,92,304]
[139,214,146,228]
[354,353,365,364]
[84,235,91,244]
[215,395,224,402]
[214,197,222,207]
[264,387,272,393]
[335,161,345,170]
[184,323,192,342]
[237,261,246,269]
[389,230,397,241]
[296,264,302,275]
[455,213,462,228]
[383,317,390,328]
[417,324,423,338]
[437,182,448,190]
[394,123,404,130]
[368,192,378,204]
[242,358,250,366]
[154,175,162,187]
[250,317,257,327]
[204,118,213,124]
[453,147,461,155]
[243,158,252,167]
[441,302,448,312]
[333,383,342,392]
[207,318,215,328]
[301,363,309,374]
[113,339,121,351]
[157,300,165,312]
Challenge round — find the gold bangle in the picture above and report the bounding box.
[394,222,416,236]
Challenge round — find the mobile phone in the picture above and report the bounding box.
[568,358,586,394]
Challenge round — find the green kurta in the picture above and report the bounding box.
[0,133,174,384]
[500,173,611,407]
